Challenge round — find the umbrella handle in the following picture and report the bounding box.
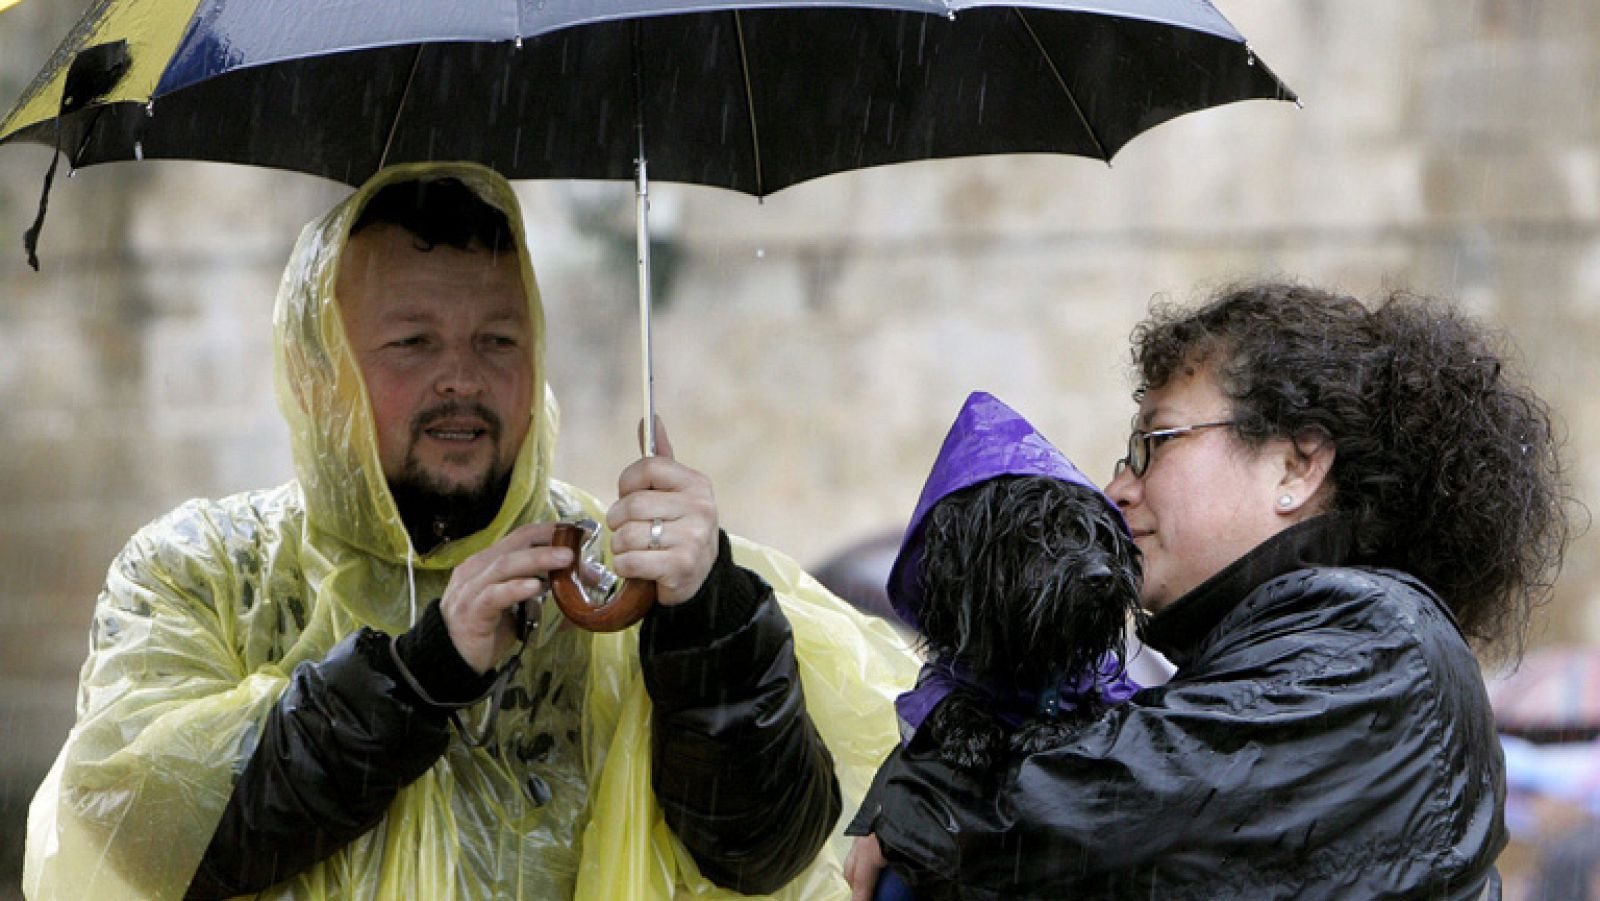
[548,522,657,632]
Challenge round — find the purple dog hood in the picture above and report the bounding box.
[887,391,1126,630]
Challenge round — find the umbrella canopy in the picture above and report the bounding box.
[2,0,1294,191]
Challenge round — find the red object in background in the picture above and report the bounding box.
[1492,647,1600,744]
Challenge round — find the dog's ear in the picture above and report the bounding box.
[915,486,994,665]
[922,688,1006,771]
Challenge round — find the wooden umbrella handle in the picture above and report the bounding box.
[549,522,656,632]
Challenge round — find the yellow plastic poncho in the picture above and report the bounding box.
[24,162,918,900]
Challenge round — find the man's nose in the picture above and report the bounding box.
[434,347,488,395]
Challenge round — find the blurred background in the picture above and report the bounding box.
[3,1,1599,897]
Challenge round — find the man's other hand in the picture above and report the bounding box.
[607,418,718,606]
[440,523,571,673]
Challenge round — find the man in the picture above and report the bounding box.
[23,163,916,899]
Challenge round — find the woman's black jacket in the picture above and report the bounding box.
[851,516,1506,900]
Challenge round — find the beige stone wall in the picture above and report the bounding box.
[3,0,1599,890]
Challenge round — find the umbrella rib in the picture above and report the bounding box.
[377,45,425,175]
[733,11,764,197]
[1014,9,1110,163]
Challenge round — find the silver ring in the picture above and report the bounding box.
[648,518,665,550]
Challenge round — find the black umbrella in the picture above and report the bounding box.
[5,0,1293,188]
[2,0,1295,627]
[3,0,1295,430]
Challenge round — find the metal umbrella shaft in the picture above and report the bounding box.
[550,111,662,633]
[637,151,657,458]
[634,21,657,459]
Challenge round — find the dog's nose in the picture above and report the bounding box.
[1081,563,1114,593]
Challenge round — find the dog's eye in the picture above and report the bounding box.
[1056,522,1094,552]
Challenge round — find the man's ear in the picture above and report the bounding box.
[1276,430,1336,517]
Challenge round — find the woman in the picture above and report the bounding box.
[846,281,1571,899]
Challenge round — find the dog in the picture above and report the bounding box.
[911,473,1143,768]
[860,393,1144,901]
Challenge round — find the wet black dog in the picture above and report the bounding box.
[915,475,1143,768]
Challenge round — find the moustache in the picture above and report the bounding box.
[410,401,503,443]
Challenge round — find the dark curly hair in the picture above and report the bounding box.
[352,177,514,254]
[1130,280,1571,659]
[917,476,1143,685]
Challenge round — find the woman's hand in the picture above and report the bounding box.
[845,833,888,901]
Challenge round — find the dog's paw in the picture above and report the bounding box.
[1009,709,1097,756]
[937,722,1003,771]
[924,691,1004,771]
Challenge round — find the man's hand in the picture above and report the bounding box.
[845,834,888,901]
[607,418,718,606]
[440,523,572,673]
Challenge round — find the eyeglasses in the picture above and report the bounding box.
[1113,420,1236,479]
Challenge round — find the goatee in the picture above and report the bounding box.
[390,399,513,553]
[391,467,513,555]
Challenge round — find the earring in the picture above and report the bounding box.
[1278,494,1294,509]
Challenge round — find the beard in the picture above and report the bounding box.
[388,400,513,553]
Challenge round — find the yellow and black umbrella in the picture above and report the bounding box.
[3,0,1294,626]
[4,0,1294,259]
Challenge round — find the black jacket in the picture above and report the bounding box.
[188,531,840,898]
[850,516,1506,899]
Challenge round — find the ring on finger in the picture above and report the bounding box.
[648,518,665,550]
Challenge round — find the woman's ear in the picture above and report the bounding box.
[1275,431,1336,517]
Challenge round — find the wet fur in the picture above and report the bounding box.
[916,476,1143,769]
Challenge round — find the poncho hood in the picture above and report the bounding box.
[274,161,557,571]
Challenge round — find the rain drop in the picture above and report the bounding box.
[756,248,765,259]
[134,141,143,161]
[144,100,155,117]
[1246,45,1256,66]
[515,35,524,49]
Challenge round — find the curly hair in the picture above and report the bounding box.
[1130,281,1571,659]
[917,476,1143,685]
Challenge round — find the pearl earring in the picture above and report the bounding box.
[1278,494,1294,508]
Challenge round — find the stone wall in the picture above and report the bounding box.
[2,0,1598,892]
